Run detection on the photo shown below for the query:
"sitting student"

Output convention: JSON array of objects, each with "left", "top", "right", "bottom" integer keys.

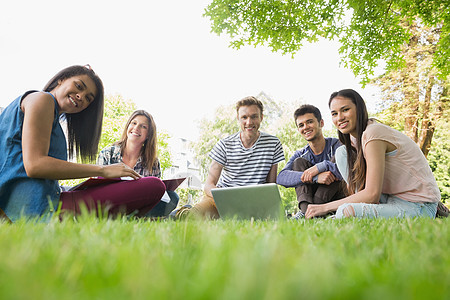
[
  {"left": 172, "top": 96, "right": 285, "bottom": 219},
  {"left": 277, "top": 105, "right": 346, "bottom": 218},
  {"left": 97, "top": 110, "right": 179, "bottom": 218},
  {"left": 0, "top": 65, "right": 165, "bottom": 222},
  {"left": 305, "top": 89, "right": 440, "bottom": 219}
]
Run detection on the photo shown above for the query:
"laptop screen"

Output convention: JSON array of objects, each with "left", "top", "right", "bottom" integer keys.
[{"left": 211, "top": 183, "right": 284, "bottom": 220}]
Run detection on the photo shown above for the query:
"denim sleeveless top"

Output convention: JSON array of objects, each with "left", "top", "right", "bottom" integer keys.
[{"left": 0, "top": 91, "right": 67, "bottom": 221}]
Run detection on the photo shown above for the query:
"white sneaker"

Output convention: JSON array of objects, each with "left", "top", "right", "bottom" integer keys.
[{"left": 292, "top": 211, "right": 305, "bottom": 220}]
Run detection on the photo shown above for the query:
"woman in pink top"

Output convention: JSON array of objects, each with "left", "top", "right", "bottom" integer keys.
[{"left": 305, "top": 89, "right": 440, "bottom": 219}]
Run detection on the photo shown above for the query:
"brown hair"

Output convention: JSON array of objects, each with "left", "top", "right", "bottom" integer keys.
[
  {"left": 294, "top": 104, "right": 322, "bottom": 123},
  {"left": 116, "top": 110, "right": 158, "bottom": 170},
  {"left": 235, "top": 96, "right": 264, "bottom": 116},
  {"left": 43, "top": 65, "right": 104, "bottom": 162},
  {"left": 328, "top": 89, "right": 369, "bottom": 194}
]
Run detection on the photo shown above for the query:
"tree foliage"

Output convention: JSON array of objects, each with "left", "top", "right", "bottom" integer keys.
[
  {"left": 427, "top": 117, "right": 450, "bottom": 202},
  {"left": 99, "top": 94, "right": 137, "bottom": 153},
  {"left": 370, "top": 21, "right": 449, "bottom": 157},
  {"left": 204, "top": 0, "right": 450, "bottom": 83},
  {"left": 100, "top": 94, "right": 173, "bottom": 173},
  {"left": 192, "top": 104, "right": 239, "bottom": 179},
  {"left": 204, "top": 0, "right": 449, "bottom": 204}
]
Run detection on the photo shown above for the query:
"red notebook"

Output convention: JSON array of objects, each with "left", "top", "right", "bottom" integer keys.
[
  {"left": 69, "top": 177, "right": 187, "bottom": 191},
  {"left": 163, "top": 178, "right": 187, "bottom": 191}
]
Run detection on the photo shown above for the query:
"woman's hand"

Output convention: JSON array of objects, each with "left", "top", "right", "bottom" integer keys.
[
  {"left": 99, "top": 163, "right": 141, "bottom": 180},
  {"left": 305, "top": 204, "right": 330, "bottom": 219},
  {"left": 301, "top": 165, "right": 319, "bottom": 183}
]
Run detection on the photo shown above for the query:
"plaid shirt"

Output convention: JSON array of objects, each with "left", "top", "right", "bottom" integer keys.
[{"left": 97, "top": 144, "right": 161, "bottom": 178}]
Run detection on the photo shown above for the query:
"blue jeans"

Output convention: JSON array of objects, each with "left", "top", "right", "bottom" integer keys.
[
  {"left": 334, "top": 146, "right": 437, "bottom": 219},
  {"left": 145, "top": 190, "right": 179, "bottom": 217}
]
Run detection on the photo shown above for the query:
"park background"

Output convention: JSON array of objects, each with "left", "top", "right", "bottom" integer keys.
[
  {"left": 1, "top": 0, "right": 448, "bottom": 209},
  {"left": 0, "top": 1, "right": 449, "bottom": 299},
  {"left": 0, "top": 0, "right": 379, "bottom": 142}
]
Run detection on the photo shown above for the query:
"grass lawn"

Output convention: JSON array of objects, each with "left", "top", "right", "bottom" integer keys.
[{"left": 0, "top": 216, "right": 448, "bottom": 300}]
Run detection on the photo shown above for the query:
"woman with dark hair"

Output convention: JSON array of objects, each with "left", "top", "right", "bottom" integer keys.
[
  {"left": 0, "top": 65, "right": 165, "bottom": 222},
  {"left": 97, "top": 110, "right": 179, "bottom": 218},
  {"left": 305, "top": 89, "right": 440, "bottom": 219}
]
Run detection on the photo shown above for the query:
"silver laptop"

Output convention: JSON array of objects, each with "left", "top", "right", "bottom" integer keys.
[{"left": 211, "top": 183, "right": 284, "bottom": 220}]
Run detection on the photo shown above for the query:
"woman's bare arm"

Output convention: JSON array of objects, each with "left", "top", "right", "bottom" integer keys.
[
  {"left": 21, "top": 92, "right": 140, "bottom": 180},
  {"left": 305, "top": 140, "right": 387, "bottom": 218}
]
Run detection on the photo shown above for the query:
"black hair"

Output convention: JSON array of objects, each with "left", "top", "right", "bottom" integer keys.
[
  {"left": 293, "top": 104, "right": 322, "bottom": 124},
  {"left": 43, "top": 65, "right": 104, "bottom": 162},
  {"left": 328, "top": 89, "right": 369, "bottom": 193}
]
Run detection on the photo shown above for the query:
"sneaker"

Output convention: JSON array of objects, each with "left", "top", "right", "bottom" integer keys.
[
  {"left": 169, "top": 204, "right": 192, "bottom": 220},
  {"left": 436, "top": 202, "right": 449, "bottom": 218},
  {"left": 326, "top": 214, "right": 336, "bottom": 220},
  {"left": 292, "top": 211, "right": 305, "bottom": 220}
]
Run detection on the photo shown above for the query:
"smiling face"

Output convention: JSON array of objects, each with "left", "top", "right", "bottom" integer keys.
[
  {"left": 237, "top": 105, "right": 263, "bottom": 140},
  {"left": 329, "top": 96, "right": 358, "bottom": 137},
  {"left": 296, "top": 113, "right": 324, "bottom": 142},
  {"left": 52, "top": 74, "right": 97, "bottom": 114},
  {"left": 127, "top": 115, "right": 150, "bottom": 145}
]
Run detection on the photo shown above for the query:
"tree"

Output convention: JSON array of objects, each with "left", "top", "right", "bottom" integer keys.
[
  {"left": 192, "top": 104, "right": 239, "bottom": 180},
  {"left": 100, "top": 94, "right": 173, "bottom": 173},
  {"left": 428, "top": 116, "right": 450, "bottom": 204},
  {"left": 426, "top": 117, "right": 450, "bottom": 202},
  {"left": 204, "top": 0, "right": 450, "bottom": 161},
  {"left": 371, "top": 21, "right": 450, "bottom": 157},
  {"left": 204, "top": 0, "right": 449, "bottom": 83},
  {"left": 99, "top": 94, "right": 137, "bottom": 152}
]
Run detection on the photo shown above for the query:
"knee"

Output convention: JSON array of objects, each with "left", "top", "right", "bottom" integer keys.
[
  {"left": 343, "top": 205, "right": 355, "bottom": 217},
  {"left": 293, "top": 157, "right": 311, "bottom": 171},
  {"left": 140, "top": 177, "right": 166, "bottom": 195},
  {"left": 152, "top": 177, "right": 166, "bottom": 189},
  {"left": 191, "top": 194, "right": 219, "bottom": 219},
  {"left": 336, "top": 203, "right": 356, "bottom": 218}
]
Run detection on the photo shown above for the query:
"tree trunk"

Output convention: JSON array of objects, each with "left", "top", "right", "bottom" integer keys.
[
  {"left": 403, "top": 31, "right": 420, "bottom": 142},
  {"left": 420, "top": 121, "right": 435, "bottom": 157},
  {"left": 419, "top": 76, "right": 435, "bottom": 157}
]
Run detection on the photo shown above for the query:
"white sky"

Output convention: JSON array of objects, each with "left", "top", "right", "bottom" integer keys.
[{"left": 0, "top": 0, "right": 380, "bottom": 141}]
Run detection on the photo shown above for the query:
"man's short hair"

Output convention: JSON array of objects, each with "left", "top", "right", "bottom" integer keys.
[
  {"left": 294, "top": 104, "right": 322, "bottom": 123},
  {"left": 236, "top": 96, "right": 264, "bottom": 116}
]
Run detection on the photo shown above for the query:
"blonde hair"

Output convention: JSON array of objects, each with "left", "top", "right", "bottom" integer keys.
[
  {"left": 116, "top": 110, "right": 158, "bottom": 169},
  {"left": 235, "top": 96, "right": 263, "bottom": 116}
]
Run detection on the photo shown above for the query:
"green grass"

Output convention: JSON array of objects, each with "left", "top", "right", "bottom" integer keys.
[{"left": 0, "top": 216, "right": 449, "bottom": 300}]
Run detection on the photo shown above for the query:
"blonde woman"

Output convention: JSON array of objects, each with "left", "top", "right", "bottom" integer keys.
[{"left": 98, "top": 110, "right": 179, "bottom": 217}]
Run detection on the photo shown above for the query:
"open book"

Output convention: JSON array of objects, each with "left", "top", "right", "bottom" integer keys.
[{"left": 68, "top": 177, "right": 187, "bottom": 192}]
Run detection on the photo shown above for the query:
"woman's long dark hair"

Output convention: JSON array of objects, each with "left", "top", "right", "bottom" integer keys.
[
  {"left": 116, "top": 110, "right": 158, "bottom": 170},
  {"left": 328, "top": 89, "right": 369, "bottom": 194},
  {"left": 43, "top": 65, "right": 104, "bottom": 163}
]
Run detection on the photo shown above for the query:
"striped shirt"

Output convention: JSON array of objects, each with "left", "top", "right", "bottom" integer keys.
[{"left": 209, "top": 132, "right": 284, "bottom": 188}]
